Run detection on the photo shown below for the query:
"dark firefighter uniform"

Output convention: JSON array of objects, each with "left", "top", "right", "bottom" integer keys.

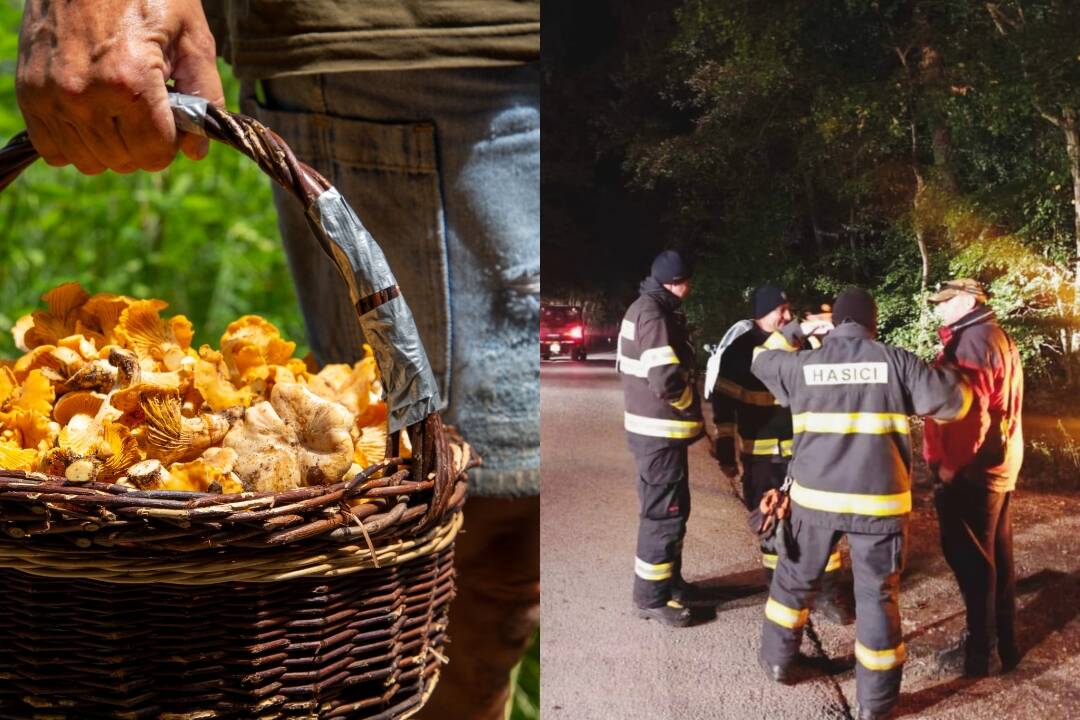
[
  {"left": 618, "top": 274, "right": 704, "bottom": 611},
  {"left": 712, "top": 324, "right": 840, "bottom": 575},
  {"left": 750, "top": 289, "right": 970, "bottom": 719}
]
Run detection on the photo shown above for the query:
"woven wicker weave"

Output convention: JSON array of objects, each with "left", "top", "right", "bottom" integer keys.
[{"left": 0, "top": 102, "right": 472, "bottom": 718}]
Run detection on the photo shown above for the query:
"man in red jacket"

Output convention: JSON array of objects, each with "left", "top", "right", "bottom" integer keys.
[{"left": 923, "top": 279, "right": 1024, "bottom": 677}]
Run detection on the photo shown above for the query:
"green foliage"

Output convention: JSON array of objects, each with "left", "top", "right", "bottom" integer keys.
[
  {"left": 0, "top": 2, "right": 304, "bottom": 359},
  {"left": 509, "top": 631, "right": 540, "bottom": 720}
]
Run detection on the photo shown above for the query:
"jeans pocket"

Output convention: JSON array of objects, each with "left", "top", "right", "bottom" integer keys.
[{"left": 239, "top": 85, "right": 452, "bottom": 401}]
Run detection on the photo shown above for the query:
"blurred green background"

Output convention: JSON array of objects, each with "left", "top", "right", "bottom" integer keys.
[{"left": 0, "top": 1, "right": 538, "bottom": 716}]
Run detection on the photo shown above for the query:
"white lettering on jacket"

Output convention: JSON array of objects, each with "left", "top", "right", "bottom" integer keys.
[{"left": 803, "top": 362, "right": 888, "bottom": 386}]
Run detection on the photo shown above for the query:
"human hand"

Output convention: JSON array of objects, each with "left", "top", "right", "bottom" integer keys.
[
  {"left": 17, "top": 0, "right": 225, "bottom": 175},
  {"left": 799, "top": 315, "right": 834, "bottom": 337}
]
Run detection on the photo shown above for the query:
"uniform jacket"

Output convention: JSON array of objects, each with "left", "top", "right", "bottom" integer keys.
[
  {"left": 923, "top": 306, "right": 1023, "bottom": 492},
  {"left": 711, "top": 323, "right": 806, "bottom": 464},
  {"left": 752, "top": 321, "right": 971, "bottom": 533},
  {"left": 618, "top": 277, "right": 704, "bottom": 451}
]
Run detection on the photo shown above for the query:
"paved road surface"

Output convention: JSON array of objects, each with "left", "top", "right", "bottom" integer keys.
[{"left": 540, "top": 353, "right": 1080, "bottom": 719}]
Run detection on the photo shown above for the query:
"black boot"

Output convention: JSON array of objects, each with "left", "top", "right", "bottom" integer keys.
[
  {"left": 635, "top": 599, "right": 692, "bottom": 627},
  {"left": 757, "top": 648, "right": 795, "bottom": 685},
  {"left": 935, "top": 632, "right": 999, "bottom": 677}
]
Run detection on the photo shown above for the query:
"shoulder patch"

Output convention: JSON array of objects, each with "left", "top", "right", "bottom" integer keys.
[{"left": 803, "top": 362, "right": 888, "bottom": 386}]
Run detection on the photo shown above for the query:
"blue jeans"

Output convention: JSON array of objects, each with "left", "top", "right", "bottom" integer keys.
[{"left": 241, "top": 64, "right": 540, "bottom": 498}]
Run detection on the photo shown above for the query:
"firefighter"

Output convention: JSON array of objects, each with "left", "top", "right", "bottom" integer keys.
[
  {"left": 711, "top": 284, "right": 854, "bottom": 625},
  {"left": 751, "top": 287, "right": 971, "bottom": 720},
  {"left": 618, "top": 250, "right": 704, "bottom": 627},
  {"left": 924, "top": 279, "right": 1023, "bottom": 677}
]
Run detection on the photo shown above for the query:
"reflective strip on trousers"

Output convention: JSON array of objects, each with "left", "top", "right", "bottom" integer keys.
[
  {"left": 854, "top": 640, "right": 906, "bottom": 671},
  {"left": 714, "top": 377, "right": 777, "bottom": 407},
  {"left": 741, "top": 437, "right": 793, "bottom": 457},
  {"left": 765, "top": 597, "right": 809, "bottom": 629},
  {"left": 635, "top": 557, "right": 673, "bottom": 582},
  {"left": 790, "top": 480, "right": 912, "bottom": 517},
  {"left": 624, "top": 412, "right": 703, "bottom": 440},
  {"left": 762, "top": 553, "right": 778, "bottom": 570},
  {"left": 791, "top": 412, "right": 910, "bottom": 435}
]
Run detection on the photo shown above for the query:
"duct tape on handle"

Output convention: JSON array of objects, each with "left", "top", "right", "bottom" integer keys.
[
  {"left": 169, "top": 93, "right": 209, "bottom": 136},
  {"left": 308, "top": 189, "right": 442, "bottom": 432}
]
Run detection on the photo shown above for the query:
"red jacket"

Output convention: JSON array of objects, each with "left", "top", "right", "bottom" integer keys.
[{"left": 923, "top": 306, "right": 1023, "bottom": 492}]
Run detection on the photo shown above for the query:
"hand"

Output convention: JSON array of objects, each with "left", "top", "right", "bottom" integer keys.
[
  {"left": 720, "top": 464, "right": 738, "bottom": 479},
  {"left": 17, "top": 0, "right": 225, "bottom": 175},
  {"left": 938, "top": 466, "right": 956, "bottom": 484},
  {"left": 800, "top": 315, "right": 834, "bottom": 337}
]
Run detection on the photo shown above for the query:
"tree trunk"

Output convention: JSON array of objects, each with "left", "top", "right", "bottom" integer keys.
[{"left": 1064, "top": 107, "right": 1079, "bottom": 384}]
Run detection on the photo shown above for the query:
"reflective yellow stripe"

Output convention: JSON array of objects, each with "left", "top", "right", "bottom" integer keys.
[
  {"left": 671, "top": 385, "right": 693, "bottom": 411},
  {"left": 790, "top": 480, "right": 912, "bottom": 517},
  {"left": 621, "top": 319, "right": 636, "bottom": 341},
  {"left": 764, "top": 332, "right": 799, "bottom": 352},
  {"left": 762, "top": 553, "right": 778, "bottom": 570},
  {"left": 640, "top": 345, "right": 680, "bottom": 370},
  {"left": 714, "top": 423, "right": 738, "bottom": 439},
  {"left": 765, "top": 597, "right": 808, "bottom": 629},
  {"left": 624, "top": 412, "right": 704, "bottom": 439},
  {"left": 934, "top": 379, "right": 973, "bottom": 424},
  {"left": 715, "top": 377, "right": 777, "bottom": 406},
  {"left": 791, "top": 412, "right": 909, "bottom": 435},
  {"left": 780, "top": 439, "right": 793, "bottom": 457},
  {"left": 635, "top": 557, "right": 673, "bottom": 581},
  {"left": 855, "top": 640, "right": 906, "bottom": 671},
  {"left": 825, "top": 551, "right": 842, "bottom": 573},
  {"left": 741, "top": 437, "right": 784, "bottom": 456}
]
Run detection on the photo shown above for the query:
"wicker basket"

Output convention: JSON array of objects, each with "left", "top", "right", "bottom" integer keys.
[{"left": 0, "top": 99, "right": 471, "bottom": 719}]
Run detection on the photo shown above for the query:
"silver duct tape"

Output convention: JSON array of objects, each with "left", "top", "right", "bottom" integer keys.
[
  {"left": 313, "top": 189, "right": 396, "bottom": 294},
  {"left": 309, "top": 188, "right": 441, "bottom": 432},
  {"left": 361, "top": 296, "right": 442, "bottom": 432},
  {"left": 168, "top": 93, "right": 209, "bottom": 137}
]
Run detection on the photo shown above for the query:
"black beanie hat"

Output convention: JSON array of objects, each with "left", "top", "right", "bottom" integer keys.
[
  {"left": 832, "top": 287, "right": 877, "bottom": 333},
  {"left": 752, "top": 284, "right": 788, "bottom": 319},
  {"left": 650, "top": 250, "right": 691, "bottom": 285}
]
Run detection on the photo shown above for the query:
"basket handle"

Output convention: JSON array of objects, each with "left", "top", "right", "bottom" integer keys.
[{"left": 0, "top": 94, "right": 453, "bottom": 528}]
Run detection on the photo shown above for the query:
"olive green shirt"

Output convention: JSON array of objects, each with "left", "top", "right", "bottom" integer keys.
[{"left": 203, "top": 1, "right": 540, "bottom": 79}]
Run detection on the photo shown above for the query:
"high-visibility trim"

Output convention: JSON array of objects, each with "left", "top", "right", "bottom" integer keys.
[
  {"left": 640, "top": 345, "right": 680, "bottom": 370},
  {"left": 671, "top": 385, "right": 693, "bottom": 411},
  {"left": 624, "top": 412, "right": 704, "bottom": 440},
  {"left": 762, "top": 553, "right": 778, "bottom": 570},
  {"left": 634, "top": 557, "right": 673, "bottom": 582},
  {"left": 808, "top": 336, "right": 822, "bottom": 350},
  {"left": 780, "top": 439, "right": 793, "bottom": 457},
  {"left": 791, "top": 412, "right": 910, "bottom": 436},
  {"left": 790, "top": 480, "right": 912, "bottom": 517},
  {"left": 934, "top": 380, "right": 974, "bottom": 424},
  {"left": 765, "top": 597, "right": 809, "bottom": 630},
  {"left": 620, "top": 319, "right": 636, "bottom": 341},
  {"left": 714, "top": 423, "right": 738, "bottom": 439},
  {"left": 741, "top": 437, "right": 785, "bottom": 456},
  {"left": 617, "top": 354, "right": 647, "bottom": 378},
  {"left": 714, "top": 377, "right": 777, "bottom": 406},
  {"left": 824, "top": 551, "right": 842, "bottom": 573},
  {"left": 854, "top": 640, "right": 906, "bottom": 671},
  {"left": 764, "top": 332, "right": 799, "bottom": 352}
]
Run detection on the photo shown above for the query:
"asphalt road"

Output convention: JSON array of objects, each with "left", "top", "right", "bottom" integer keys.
[{"left": 539, "top": 353, "right": 1080, "bottom": 720}]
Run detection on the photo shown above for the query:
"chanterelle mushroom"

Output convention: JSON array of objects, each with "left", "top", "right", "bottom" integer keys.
[{"left": 223, "top": 382, "right": 353, "bottom": 493}]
